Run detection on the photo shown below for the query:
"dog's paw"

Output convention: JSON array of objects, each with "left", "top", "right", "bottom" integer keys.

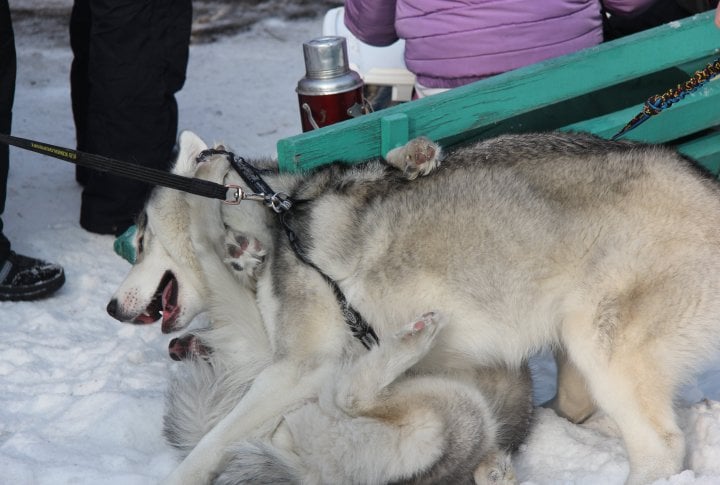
[
  {"left": 394, "top": 311, "right": 445, "bottom": 355},
  {"left": 385, "top": 137, "right": 442, "bottom": 180},
  {"left": 474, "top": 451, "right": 517, "bottom": 485},
  {"left": 168, "top": 333, "right": 210, "bottom": 361},
  {"left": 223, "top": 231, "right": 267, "bottom": 283}
]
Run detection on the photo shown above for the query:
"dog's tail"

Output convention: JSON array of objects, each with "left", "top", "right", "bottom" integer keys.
[
  {"left": 164, "top": 358, "right": 254, "bottom": 457},
  {"left": 214, "top": 441, "right": 302, "bottom": 485}
]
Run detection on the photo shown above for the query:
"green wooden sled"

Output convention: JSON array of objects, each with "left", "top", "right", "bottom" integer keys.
[{"left": 276, "top": 11, "right": 720, "bottom": 174}]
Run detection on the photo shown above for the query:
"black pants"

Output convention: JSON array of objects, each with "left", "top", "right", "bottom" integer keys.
[
  {"left": 70, "top": 0, "right": 192, "bottom": 235},
  {"left": 0, "top": 0, "right": 16, "bottom": 261}
]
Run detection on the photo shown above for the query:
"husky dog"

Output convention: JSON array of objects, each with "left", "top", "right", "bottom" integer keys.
[
  {"left": 110, "top": 135, "right": 534, "bottom": 482},
  {"left": 186, "top": 151, "right": 532, "bottom": 484},
  {"left": 165, "top": 130, "right": 720, "bottom": 485}
]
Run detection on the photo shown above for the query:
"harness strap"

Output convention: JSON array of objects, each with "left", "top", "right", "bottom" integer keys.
[
  {"left": 207, "top": 146, "right": 379, "bottom": 349},
  {"left": 207, "top": 146, "right": 378, "bottom": 348},
  {"left": 280, "top": 212, "right": 380, "bottom": 350}
]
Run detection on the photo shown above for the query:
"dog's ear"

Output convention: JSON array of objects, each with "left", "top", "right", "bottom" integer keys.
[{"left": 174, "top": 130, "right": 209, "bottom": 176}]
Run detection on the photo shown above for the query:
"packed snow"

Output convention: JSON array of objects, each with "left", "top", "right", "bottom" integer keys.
[{"left": 1, "top": 9, "right": 720, "bottom": 485}]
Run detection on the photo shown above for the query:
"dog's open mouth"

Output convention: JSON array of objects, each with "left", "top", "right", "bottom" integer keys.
[
  {"left": 161, "top": 271, "right": 181, "bottom": 333},
  {"left": 132, "top": 270, "right": 180, "bottom": 331}
]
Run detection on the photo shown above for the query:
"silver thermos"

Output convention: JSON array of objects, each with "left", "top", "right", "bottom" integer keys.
[{"left": 296, "top": 36, "right": 365, "bottom": 132}]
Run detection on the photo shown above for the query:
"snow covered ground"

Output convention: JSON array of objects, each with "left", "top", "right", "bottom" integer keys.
[{"left": 2, "top": 7, "right": 720, "bottom": 485}]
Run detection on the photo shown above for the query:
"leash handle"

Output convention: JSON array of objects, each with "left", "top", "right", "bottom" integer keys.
[{"left": 0, "top": 133, "right": 80, "bottom": 162}]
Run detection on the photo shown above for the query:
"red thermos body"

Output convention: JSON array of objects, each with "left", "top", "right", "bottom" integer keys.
[{"left": 296, "top": 36, "right": 364, "bottom": 132}]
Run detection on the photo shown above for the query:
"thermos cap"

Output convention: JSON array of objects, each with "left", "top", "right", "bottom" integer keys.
[
  {"left": 297, "top": 36, "right": 363, "bottom": 96},
  {"left": 302, "top": 36, "right": 351, "bottom": 79}
]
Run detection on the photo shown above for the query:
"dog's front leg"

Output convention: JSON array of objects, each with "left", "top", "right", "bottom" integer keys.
[
  {"left": 161, "top": 359, "right": 333, "bottom": 485},
  {"left": 384, "top": 136, "right": 442, "bottom": 179}
]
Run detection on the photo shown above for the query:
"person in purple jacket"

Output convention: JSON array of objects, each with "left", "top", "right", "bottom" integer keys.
[{"left": 344, "top": 0, "right": 688, "bottom": 97}]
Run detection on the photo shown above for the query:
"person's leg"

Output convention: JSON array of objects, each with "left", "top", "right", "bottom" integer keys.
[
  {"left": 69, "top": 0, "right": 91, "bottom": 185},
  {"left": 0, "top": 1, "right": 65, "bottom": 300},
  {"left": 0, "top": 0, "right": 17, "bottom": 263},
  {"left": 79, "top": 0, "right": 192, "bottom": 235}
]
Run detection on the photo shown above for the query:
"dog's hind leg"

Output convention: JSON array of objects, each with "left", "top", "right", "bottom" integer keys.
[
  {"left": 384, "top": 137, "right": 443, "bottom": 180},
  {"left": 313, "top": 312, "right": 510, "bottom": 484},
  {"left": 333, "top": 311, "right": 445, "bottom": 417},
  {"left": 562, "top": 303, "right": 685, "bottom": 484},
  {"left": 474, "top": 450, "right": 517, "bottom": 485},
  {"left": 543, "top": 347, "right": 596, "bottom": 423},
  {"left": 580, "top": 358, "right": 683, "bottom": 484}
]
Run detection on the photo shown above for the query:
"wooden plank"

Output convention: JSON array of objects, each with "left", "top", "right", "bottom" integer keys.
[
  {"left": 380, "top": 113, "right": 409, "bottom": 155},
  {"left": 679, "top": 130, "right": 720, "bottom": 159},
  {"left": 277, "top": 11, "right": 719, "bottom": 172},
  {"left": 678, "top": 131, "right": 720, "bottom": 175}
]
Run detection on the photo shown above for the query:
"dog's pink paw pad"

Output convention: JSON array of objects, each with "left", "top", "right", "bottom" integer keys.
[
  {"left": 223, "top": 231, "right": 267, "bottom": 280},
  {"left": 396, "top": 311, "right": 440, "bottom": 341},
  {"left": 226, "top": 235, "right": 250, "bottom": 258},
  {"left": 385, "top": 137, "right": 442, "bottom": 179},
  {"left": 168, "top": 334, "right": 209, "bottom": 361}
]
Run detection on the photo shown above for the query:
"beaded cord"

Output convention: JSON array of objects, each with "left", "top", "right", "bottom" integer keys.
[{"left": 612, "top": 58, "right": 720, "bottom": 140}]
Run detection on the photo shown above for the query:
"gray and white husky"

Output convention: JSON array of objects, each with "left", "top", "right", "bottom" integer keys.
[
  {"left": 109, "top": 135, "right": 534, "bottom": 483},
  {"left": 165, "top": 130, "right": 720, "bottom": 485},
  {"left": 213, "top": 311, "right": 529, "bottom": 485}
]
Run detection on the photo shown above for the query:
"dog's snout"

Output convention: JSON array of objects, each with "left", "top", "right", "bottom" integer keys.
[{"left": 106, "top": 299, "right": 118, "bottom": 318}]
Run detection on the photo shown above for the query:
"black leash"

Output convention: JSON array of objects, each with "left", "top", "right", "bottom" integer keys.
[{"left": 0, "top": 133, "right": 251, "bottom": 205}]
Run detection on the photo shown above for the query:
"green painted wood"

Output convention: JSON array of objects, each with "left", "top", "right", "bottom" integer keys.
[
  {"left": 678, "top": 131, "right": 720, "bottom": 175},
  {"left": 276, "top": 11, "right": 719, "bottom": 172},
  {"left": 380, "top": 113, "right": 410, "bottom": 155}
]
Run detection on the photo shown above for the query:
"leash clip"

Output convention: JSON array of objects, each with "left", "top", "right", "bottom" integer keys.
[
  {"left": 223, "top": 185, "right": 267, "bottom": 205},
  {"left": 267, "top": 192, "right": 292, "bottom": 213},
  {"left": 224, "top": 185, "right": 243, "bottom": 204}
]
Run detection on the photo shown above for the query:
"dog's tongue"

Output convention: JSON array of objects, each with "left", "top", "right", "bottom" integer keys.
[
  {"left": 161, "top": 277, "right": 180, "bottom": 332},
  {"left": 133, "top": 312, "right": 159, "bottom": 324}
]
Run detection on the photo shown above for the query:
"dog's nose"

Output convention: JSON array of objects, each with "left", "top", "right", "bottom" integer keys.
[
  {"left": 168, "top": 338, "right": 182, "bottom": 361},
  {"left": 106, "top": 299, "right": 118, "bottom": 318}
]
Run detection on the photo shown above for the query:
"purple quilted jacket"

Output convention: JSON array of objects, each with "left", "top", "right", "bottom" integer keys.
[{"left": 344, "top": 0, "right": 657, "bottom": 88}]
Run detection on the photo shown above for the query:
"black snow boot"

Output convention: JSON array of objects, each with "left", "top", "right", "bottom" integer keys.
[{"left": 0, "top": 251, "right": 65, "bottom": 301}]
